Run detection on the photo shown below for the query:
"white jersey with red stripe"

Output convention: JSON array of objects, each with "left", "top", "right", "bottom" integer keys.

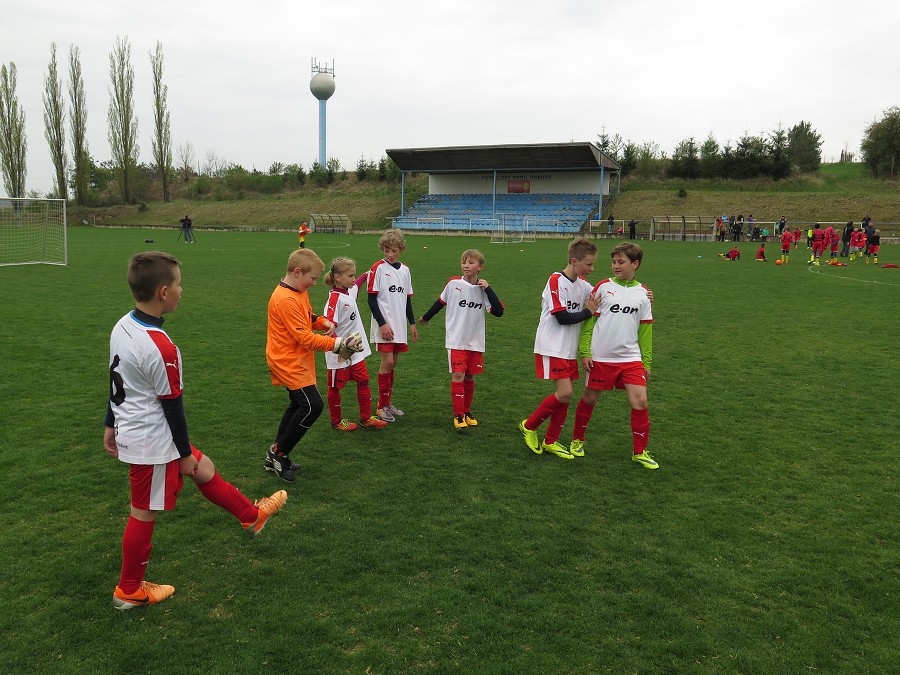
[
  {"left": 108, "top": 311, "right": 183, "bottom": 465},
  {"left": 438, "top": 276, "right": 493, "bottom": 352},
  {"left": 368, "top": 259, "right": 414, "bottom": 345},
  {"left": 587, "top": 278, "right": 652, "bottom": 362},
  {"left": 533, "top": 271, "right": 593, "bottom": 359},
  {"left": 323, "top": 285, "right": 372, "bottom": 369}
]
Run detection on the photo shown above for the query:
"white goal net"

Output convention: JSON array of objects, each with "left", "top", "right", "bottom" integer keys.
[{"left": 0, "top": 197, "right": 67, "bottom": 266}]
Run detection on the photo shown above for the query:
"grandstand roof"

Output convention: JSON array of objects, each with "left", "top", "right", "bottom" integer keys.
[{"left": 386, "top": 142, "right": 621, "bottom": 174}]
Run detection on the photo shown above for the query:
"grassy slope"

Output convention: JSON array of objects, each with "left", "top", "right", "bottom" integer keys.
[
  {"left": 69, "top": 164, "right": 900, "bottom": 230},
  {"left": 611, "top": 164, "right": 900, "bottom": 224}
]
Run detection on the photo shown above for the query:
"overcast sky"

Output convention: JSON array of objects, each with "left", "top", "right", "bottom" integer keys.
[{"left": 6, "top": 0, "right": 898, "bottom": 194}]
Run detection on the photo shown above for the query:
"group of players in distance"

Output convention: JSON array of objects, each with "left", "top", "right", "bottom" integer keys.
[
  {"left": 102, "top": 229, "right": 654, "bottom": 610},
  {"left": 719, "top": 220, "right": 882, "bottom": 265}
]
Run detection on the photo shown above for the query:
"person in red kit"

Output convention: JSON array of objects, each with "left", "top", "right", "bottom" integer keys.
[
  {"left": 780, "top": 227, "right": 794, "bottom": 263},
  {"left": 809, "top": 223, "right": 826, "bottom": 266}
]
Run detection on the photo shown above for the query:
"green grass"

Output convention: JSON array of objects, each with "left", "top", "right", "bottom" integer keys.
[{"left": 1, "top": 231, "right": 898, "bottom": 674}]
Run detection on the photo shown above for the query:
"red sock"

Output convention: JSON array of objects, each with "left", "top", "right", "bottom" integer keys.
[
  {"left": 451, "top": 380, "right": 466, "bottom": 416},
  {"left": 631, "top": 408, "right": 650, "bottom": 453},
  {"left": 388, "top": 370, "right": 396, "bottom": 402},
  {"left": 119, "top": 516, "right": 155, "bottom": 594},
  {"left": 525, "top": 393, "right": 560, "bottom": 430},
  {"left": 327, "top": 386, "right": 342, "bottom": 425},
  {"left": 357, "top": 381, "right": 372, "bottom": 420},
  {"left": 545, "top": 400, "right": 570, "bottom": 445},
  {"left": 463, "top": 379, "right": 475, "bottom": 413},
  {"left": 378, "top": 373, "right": 391, "bottom": 408},
  {"left": 573, "top": 399, "right": 595, "bottom": 441},
  {"left": 196, "top": 471, "right": 257, "bottom": 524}
]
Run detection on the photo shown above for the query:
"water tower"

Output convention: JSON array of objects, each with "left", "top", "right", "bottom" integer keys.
[{"left": 310, "top": 59, "right": 335, "bottom": 167}]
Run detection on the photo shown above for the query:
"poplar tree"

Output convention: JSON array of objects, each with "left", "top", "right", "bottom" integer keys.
[
  {"left": 108, "top": 36, "right": 139, "bottom": 204},
  {"left": 68, "top": 45, "right": 89, "bottom": 206},
  {"left": 43, "top": 43, "right": 68, "bottom": 200},
  {"left": 149, "top": 41, "right": 172, "bottom": 201},
  {"left": 0, "top": 62, "right": 27, "bottom": 198}
]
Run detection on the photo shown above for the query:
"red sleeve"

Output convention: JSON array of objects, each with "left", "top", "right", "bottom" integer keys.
[
  {"left": 325, "top": 290, "right": 340, "bottom": 322},
  {"left": 367, "top": 260, "right": 383, "bottom": 294},
  {"left": 147, "top": 331, "right": 182, "bottom": 399},
  {"left": 547, "top": 273, "right": 566, "bottom": 314}
]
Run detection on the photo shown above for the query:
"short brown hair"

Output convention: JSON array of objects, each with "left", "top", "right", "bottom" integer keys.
[
  {"left": 567, "top": 237, "right": 597, "bottom": 262},
  {"left": 128, "top": 251, "right": 179, "bottom": 302},
  {"left": 287, "top": 248, "right": 325, "bottom": 275},
  {"left": 460, "top": 248, "right": 485, "bottom": 265},
  {"left": 379, "top": 228, "right": 407, "bottom": 252},
  {"left": 611, "top": 242, "right": 644, "bottom": 266}
]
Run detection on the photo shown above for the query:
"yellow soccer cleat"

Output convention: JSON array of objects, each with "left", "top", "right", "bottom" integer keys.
[
  {"left": 454, "top": 414, "right": 468, "bottom": 430},
  {"left": 463, "top": 413, "right": 478, "bottom": 427},
  {"left": 569, "top": 439, "right": 585, "bottom": 457},
  {"left": 541, "top": 440, "right": 574, "bottom": 460},
  {"left": 632, "top": 451, "right": 659, "bottom": 470},
  {"left": 519, "top": 420, "right": 541, "bottom": 454}
]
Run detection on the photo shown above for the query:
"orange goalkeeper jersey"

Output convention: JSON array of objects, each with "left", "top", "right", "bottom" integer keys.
[{"left": 266, "top": 281, "right": 336, "bottom": 390}]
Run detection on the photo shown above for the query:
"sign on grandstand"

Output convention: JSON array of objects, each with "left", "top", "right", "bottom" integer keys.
[{"left": 0, "top": 197, "right": 67, "bottom": 266}]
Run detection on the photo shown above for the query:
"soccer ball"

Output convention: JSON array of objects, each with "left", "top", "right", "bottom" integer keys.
[{"left": 775, "top": 260, "right": 783, "bottom": 265}]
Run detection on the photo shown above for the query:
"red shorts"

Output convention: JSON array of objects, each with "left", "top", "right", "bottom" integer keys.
[
  {"left": 586, "top": 361, "right": 647, "bottom": 391},
  {"left": 376, "top": 342, "right": 409, "bottom": 353},
  {"left": 327, "top": 360, "right": 370, "bottom": 389},
  {"left": 129, "top": 446, "right": 203, "bottom": 511},
  {"left": 782, "top": 245, "right": 791, "bottom": 254},
  {"left": 534, "top": 354, "right": 579, "bottom": 381},
  {"left": 812, "top": 242, "right": 826, "bottom": 255},
  {"left": 867, "top": 245, "right": 879, "bottom": 255},
  {"left": 448, "top": 349, "right": 484, "bottom": 375}
]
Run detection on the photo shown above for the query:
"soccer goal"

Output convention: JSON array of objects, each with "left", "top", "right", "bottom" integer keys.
[{"left": 0, "top": 197, "right": 67, "bottom": 266}]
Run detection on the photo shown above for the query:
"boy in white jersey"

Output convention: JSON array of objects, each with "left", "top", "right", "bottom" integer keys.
[
  {"left": 573, "top": 242, "right": 658, "bottom": 469},
  {"left": 323, "top": 257, "right": 388, "bottom": 431},
  {"left": 367, "top": 229, "right": 418, "bottom": 422},
  {"left": 519, "top": 238, "right": 600, "bottom": 460},
  {"left": 103, "top": 252, "right": 287, "bottom": 610},
  {"left": 418, "top": 249, "right": 504, "bottom": 429}
]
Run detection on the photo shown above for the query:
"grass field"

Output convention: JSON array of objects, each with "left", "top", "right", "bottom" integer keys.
[{"left": 1, "top": 229, "right": 898, "bottom": 674}]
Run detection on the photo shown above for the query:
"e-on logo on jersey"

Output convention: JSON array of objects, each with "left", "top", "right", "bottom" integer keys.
[
  {"left": 566, "top": 300, "right": 581, "bottom": 310},
  {"left": 458, "top": 300, "right": 484, "bottom": 310},
  {"left": 609, "top": 303, "right": 639, "bottom": 314},
  {"left": 388, "top": 284, "right": 405, "bottom": 293}
]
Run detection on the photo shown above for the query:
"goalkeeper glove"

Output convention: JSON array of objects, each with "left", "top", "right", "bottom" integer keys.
[{"left": 332, "top": 332, "right": 364, "bottom": 359}]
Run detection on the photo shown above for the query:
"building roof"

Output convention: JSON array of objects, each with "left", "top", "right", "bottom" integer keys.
[{"left": 386, "top": 142, "right": 621, "bottom": 173}]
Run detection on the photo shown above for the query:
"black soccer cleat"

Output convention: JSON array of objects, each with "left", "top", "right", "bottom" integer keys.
[{"left": 265, "top": 446, "right": 298, "bottom": 482}]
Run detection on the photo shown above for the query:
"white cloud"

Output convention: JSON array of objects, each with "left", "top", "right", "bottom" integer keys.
[{"left": 5, "top": 0, "right": 898, "bottom": 192}]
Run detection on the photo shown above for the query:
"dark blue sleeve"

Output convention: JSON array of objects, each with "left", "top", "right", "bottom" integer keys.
[
  {"left": 368, "top": 292, "right": 386, "bottom": 326},
  {"left": 554, "top": 308, "right": 592, "bottom": 325},
  {"left": 484, "top": 286, "right": 504, "bottom": 317},
  {"left": 421, "top": 298, "right": 445, "bottom": 322},
  {"left": 160, "top": 395, "right": 192, "bottom": 458},
  {"left": 406, "top": 297, "right": 415, "bottom": 325}
]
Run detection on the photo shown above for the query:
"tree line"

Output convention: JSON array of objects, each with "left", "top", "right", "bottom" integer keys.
[
  {"left": 0, "top": 38, "right": 403, "bottom": 206},
  {"left": 595, "top": 111, "right": 900, "bottom": 182},
  {"left": 2, "top": 40, "right": 899, "bottom": 203}
]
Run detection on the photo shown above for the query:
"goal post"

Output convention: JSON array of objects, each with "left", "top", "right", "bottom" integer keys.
[{"left": 0, "top": 197, "right": 67, "bottom": 266}]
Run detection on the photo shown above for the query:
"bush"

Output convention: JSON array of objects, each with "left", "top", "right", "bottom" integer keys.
[{"left": 677, "top": 188, "right": 688, "bottom": 198}]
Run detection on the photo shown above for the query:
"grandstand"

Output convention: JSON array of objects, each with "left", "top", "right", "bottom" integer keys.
[{"left": 386, "top": 143, "right": 620, "bottom": 234}]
